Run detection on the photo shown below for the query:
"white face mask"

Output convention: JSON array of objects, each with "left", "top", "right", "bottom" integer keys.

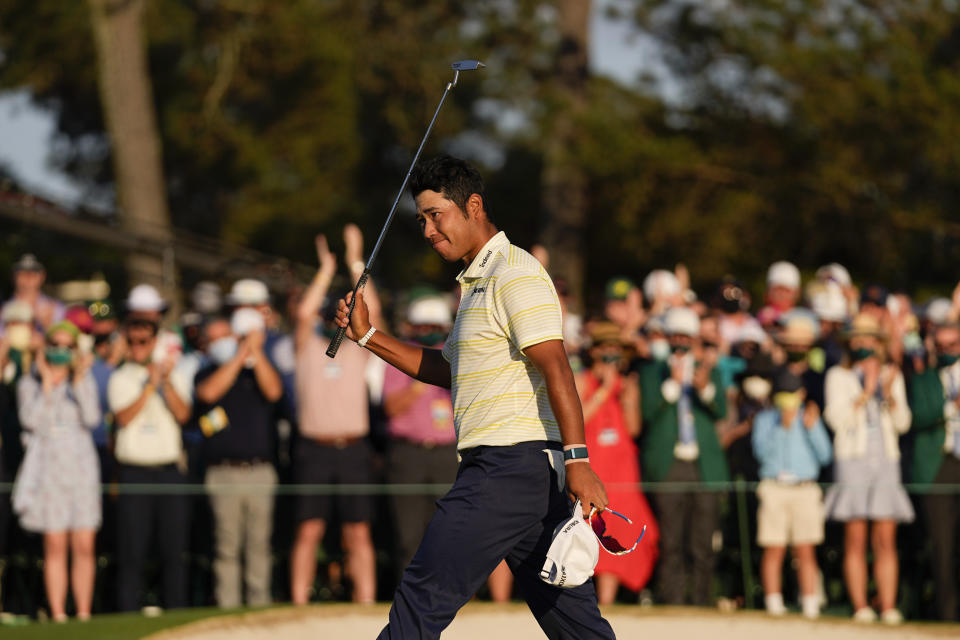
[
  {"left": 5, "top": 324, "right": 32, "bottom": 351},
  {"left": 208, "top": 336, "right": 238, "bottom": 365},
  {"left": 743, "top": 376, "right": 772, "bottom": 401},
  {"left": 650, "top": 338, "right": 670, "bottom": 361}
]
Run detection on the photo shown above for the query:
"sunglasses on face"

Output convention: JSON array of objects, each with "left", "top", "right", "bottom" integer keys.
[{"left": 588, "top": 506, "right": 647, "bottom": 556}]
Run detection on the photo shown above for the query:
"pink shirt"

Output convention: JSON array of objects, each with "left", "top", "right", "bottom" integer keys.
[
  {"left": 382, "top": 364, "right": 456, "bottom": 445},
  {"left": 296, "top": 334, "right": 369, "bottom": 440}
]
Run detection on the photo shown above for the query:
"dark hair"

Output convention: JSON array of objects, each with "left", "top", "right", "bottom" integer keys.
[
  {"left": 409, "top": 155, "right": 492, "bottom": 223},
  {"left": 124, "top": 317, "right": 159, "bottom": 336}
]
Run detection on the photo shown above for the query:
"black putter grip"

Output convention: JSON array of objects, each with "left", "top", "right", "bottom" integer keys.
[{"left": 325, "top": 271, "right": 369, "bottom": 358}]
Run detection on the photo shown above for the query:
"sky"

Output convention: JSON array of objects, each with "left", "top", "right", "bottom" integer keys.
[{"left": 0, "top": 1, "right": 662, "bottom": 209}]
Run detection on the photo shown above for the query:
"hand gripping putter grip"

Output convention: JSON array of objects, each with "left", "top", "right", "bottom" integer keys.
[{"left": 326, "top": 60, "right": 485, "bottom": 358}]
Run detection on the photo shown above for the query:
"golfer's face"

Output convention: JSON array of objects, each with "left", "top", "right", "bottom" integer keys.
[{"left": 416, "top": 190, "right": 471, "bottom": 262}]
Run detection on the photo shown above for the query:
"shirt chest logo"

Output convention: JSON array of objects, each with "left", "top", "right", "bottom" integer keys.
[{"left": 471, "top": 286, "right": 486, "bottom": 296}]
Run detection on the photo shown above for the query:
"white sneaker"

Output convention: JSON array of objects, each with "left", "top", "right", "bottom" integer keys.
[
  {"left": 765, "top": 593, "right": 787, "bottom": 616},
  {"left": 853, "top": 607, "right": 877, "bottom": 623},
  {"left": 880, "top": 609, "right": 904, "bottom": 625},
  {"left": 801, "top": 594, "right": 821, "bottom": 620}
]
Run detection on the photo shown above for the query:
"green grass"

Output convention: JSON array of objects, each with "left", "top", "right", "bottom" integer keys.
[{"left": 0, "top": 607, "right": 251, "bottom": 640}]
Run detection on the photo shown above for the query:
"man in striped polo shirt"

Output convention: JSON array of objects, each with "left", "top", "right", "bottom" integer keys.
[{"left": 335, "top": 155, "right": 614, "bottom": 639}]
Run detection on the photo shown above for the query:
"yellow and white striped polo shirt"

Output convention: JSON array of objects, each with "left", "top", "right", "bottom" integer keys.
[{"left": 442, "top": 231, "right": 564, "bottom": 449}]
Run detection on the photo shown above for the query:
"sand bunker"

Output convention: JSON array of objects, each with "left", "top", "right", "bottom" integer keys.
[{"left": 147, "top": 603, "right": 958, "bottom": 640}]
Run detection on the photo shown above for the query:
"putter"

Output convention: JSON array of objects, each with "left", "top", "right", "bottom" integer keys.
[{"left": 327, "top": 59, "right": 485, "bottom": 358}]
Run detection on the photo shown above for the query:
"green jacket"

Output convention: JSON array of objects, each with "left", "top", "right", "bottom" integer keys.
[
  {"left": 908, "top": 367, "right": 949, "bottom": 485},
  {"left": 638, "top": 360, "right": 730, "bottom": 484}
]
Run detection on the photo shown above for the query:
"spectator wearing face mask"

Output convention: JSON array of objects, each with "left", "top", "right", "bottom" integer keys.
[
  {"left": 815, "top": 263, "right": 857, "bottom": 318},
  {"left": 775, "top": 309, "right": 825, "bottom": 410},
  {"left": 752, "top": 369, "right": 832, "bottom": 619},
  {"left": 758, "top": 261, "right": 801, "bottom": 328},
  {"left": 195, "top": 310, "right": 283, "bottom": 608},
  {"left": 576, "top": 322, "right": 659, "bottom": 605},
  {"left": 638, "top": 307, "right": 728, "bottom": 606},
  {"left": 719, "top": 352, "right": 775, "bottom": 479},
  {"left": 108, "top": 315, "right": 192, "bottom": 612},
  {"left": 13, "top": 320, "right": 100, "bottom": 621},
  {"left": 908, "top": 321, "right": 960, "bottom": 621},
  {"left": 809, "top": 283, "right": 848, "bottom": 372},
  {"left": 381, "top": 294, "right": 457, "bottom": 584},
  {"left": 643, "top": 315, "right": 671, "bottom": 365},
  {"left": 2, "top": 254, "right": 64, "bottom": 332},
  {"left": 823, "top": 313, "right": 913, "bottom": 624},
  {"left": 289, "top": 232, "right": 383, "bottom": 606}
]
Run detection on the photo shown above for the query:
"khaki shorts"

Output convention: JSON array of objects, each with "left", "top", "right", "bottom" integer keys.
[{"left": 757, "top": 479, "right": 825, "bottom": 547}]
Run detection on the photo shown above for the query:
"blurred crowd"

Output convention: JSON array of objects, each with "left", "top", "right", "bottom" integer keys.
[{"left": 1, "top": 231, "right": 960, "bottom": 625}]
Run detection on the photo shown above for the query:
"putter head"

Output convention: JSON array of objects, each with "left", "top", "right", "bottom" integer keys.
[{"left": 452, "top": 60, "right": 486, "bottom": 71}]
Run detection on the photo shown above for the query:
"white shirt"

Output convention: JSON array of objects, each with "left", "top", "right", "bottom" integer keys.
[{"left": 108, "top": 362, "right": 190, "bottom": 465}]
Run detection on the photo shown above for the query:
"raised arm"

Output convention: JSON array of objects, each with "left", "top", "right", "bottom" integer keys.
[
  {"left": 245, "top": 330, "right": 283, "bottom": 402},
  {"left": 196, "top": 350, "right": 247, "bottom": 405},
  {"left": 296, "top": 234, "right": 337, "bottom": 351},
  {"left": 344, "top": 223, "right": 385, "bottom": 329},
  {"left": 335, "top": 289, "right": 451, "bottom": 388}
]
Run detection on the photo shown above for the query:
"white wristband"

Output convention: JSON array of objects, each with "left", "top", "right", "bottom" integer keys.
[{"left": 357, "top": 326, "right": 377, "bottom": 348}]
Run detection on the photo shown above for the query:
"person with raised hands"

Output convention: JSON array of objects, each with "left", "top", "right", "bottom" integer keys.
[
  {"left": 13, "top": 320, "right": 100, "bottom": 622},
  {"left": 108, "top": 314, "right": 192, "bottom": 612},
  {"left": 289, "top": 226, "right": 383, "bottom": 606},
  {"left": 752, "top": 369, "right": 832, "bottom": 619},
  {"left": 637, "top": 306, "right": 728, "bottom": 607},
  {"left": 823, "top": 313, "right": 913, "bottom": 625}
]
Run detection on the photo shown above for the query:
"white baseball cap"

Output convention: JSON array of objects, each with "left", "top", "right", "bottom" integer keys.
[
  {"left": 126, "top": 284, "right": 167, "bottom": 313},
  {"left": 733, "top": 321, "right": 767, "bottom": 346},
  {"left": 192, "top": 281, "right": 223, "bottom": 314},
  {"left": 815, "top": 262, "right": 851, "bottom": 288},
  {"left": 810, "top": 284, "right": 848, "bottom": 323},
  {"left": 664, "top": 307, "right": 700, "bottom": 337},
  {"left": 231, "top": 307, "right": 265, "bottom": 336},
  {"left": 2, "top": 300, "right": 34, "bottom": 324},
  {"left": 767, "top": 261, "right": 801, "bottom": 289},
  {"left": 926, "top": 297, "right": 953, "bottom": 325},
  {"left": 407, "top": 296, "right": 451, "bottom": 327},
  {"left": 227, "top": 279, "right": 270, "bottom": 306},
  {"left": 642, "top": 269, "right": 681, "bottom": 303},
  {"left": 540, "top": 500, "right": 598, "bottom": 589}
]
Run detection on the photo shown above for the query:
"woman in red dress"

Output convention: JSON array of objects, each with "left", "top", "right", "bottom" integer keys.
[{"left": 576, "top": 322, "right": 660, "bottom": 604}]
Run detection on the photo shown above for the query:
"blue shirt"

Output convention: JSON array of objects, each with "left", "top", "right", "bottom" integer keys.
[
  {"left": 90, "top": 358, "right": 115, "bottom": 448},
  {"left": 752, "top": 408, "right": 832, "bottom": 482}
]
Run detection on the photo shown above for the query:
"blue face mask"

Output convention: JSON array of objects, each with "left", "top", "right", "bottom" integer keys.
[{"left": 208, "top": 336, "right": 238, "bottom": 365}]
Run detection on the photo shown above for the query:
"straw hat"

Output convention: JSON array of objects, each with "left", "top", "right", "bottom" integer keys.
[
  {"left": 843, "top": 312, "right": 884, "bottom": 340},
  {"left": 588, "top": 322, "right": 624, "bottom": 347},
  {"left": 776, "top": 308, "right": 820, "bottom": 346}
]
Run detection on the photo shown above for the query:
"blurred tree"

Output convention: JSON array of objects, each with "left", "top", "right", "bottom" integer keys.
[
  {"left": 619, "top": 0, "right": 960, "bottom": 293},
  {"left": 539, "top": 0, "right": 591, "bottom": 312},
  {"left": 88, "top": 0, "right": 177, "bottom": 305},
  {"left": 2, "top": 0, "right": 960, "bottom": 308}
]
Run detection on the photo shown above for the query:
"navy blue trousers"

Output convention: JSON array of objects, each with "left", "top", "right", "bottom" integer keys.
[{"left": 378, "top": 441, "right": 616, "bottom": 639}]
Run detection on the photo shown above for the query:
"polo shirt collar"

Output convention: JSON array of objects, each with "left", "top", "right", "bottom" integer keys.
[{"left": 456, "top": 231, "right": 509, "bottom": 283}]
